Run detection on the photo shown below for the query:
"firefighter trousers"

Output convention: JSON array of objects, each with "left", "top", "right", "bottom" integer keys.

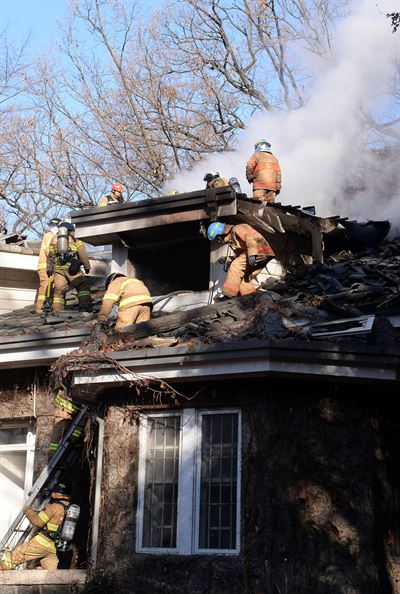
[
  {"left": 36, "top": 270, "right": 52, "bottom": 313},
  {"left": 253, "top": 189, "right": 276, "bottom": 203},
  {"left": 53, "top": 270, "right": 92, "bottom": 311},
  {"left": 223, "top": 253, "right": 267, "bottom": 297},
  {"left": 115, "top": 304, "right": 151, "bottom": 332},
  {"left": 0, "top": 537, "right": 58, "bottom": 570}
]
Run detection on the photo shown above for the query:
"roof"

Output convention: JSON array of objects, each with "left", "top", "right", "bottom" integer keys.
[
  {"left": 0, "top": 237, "right": 398, "bottom": 391},
  {"left": 0, "top": 193, "right": 398, "bottom": 388},
  {"left": 71, "top": 190, "right": 390, "bottom": 264}
]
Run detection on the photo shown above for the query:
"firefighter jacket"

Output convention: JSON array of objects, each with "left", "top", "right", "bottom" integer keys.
[
  {"left": 223, "top": 224, "right": 274, "bottom": 258},
  {"left": 99, "top": 193, "right": 123, "bottom": 207},
  {"left": 48, "top": 236, "right": 91, "bottom": 273},
  {"left": 208, "top": 177, "right": 229, "bottom": 189},
  {"left": 24, "top": 494, "right": 70, "bottom": 548},
  {"left": 37, "top": 232, "right": 56, "bottom": 272},
  {"left": 98, "top": 276, "right": 152, "bottom": 322},
  {"left": 246, "top": 151, "right": 281, "bottom": 192}
]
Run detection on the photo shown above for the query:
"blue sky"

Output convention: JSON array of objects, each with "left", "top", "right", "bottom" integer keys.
[
  {"left": 0, "top": 0, "right": 68, "bottom": 55},
  {"left": 0, "top": 0, "right": 161, "bottom": 56}
]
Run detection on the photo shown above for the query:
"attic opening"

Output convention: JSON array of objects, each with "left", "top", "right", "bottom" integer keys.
[{"left": 123, "top": 222, "right": 210, "bottom": 296}]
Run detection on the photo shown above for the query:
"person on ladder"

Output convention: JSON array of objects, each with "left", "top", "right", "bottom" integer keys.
[{"left": 0, "top": 482, "right": 71, "bottom": 571}]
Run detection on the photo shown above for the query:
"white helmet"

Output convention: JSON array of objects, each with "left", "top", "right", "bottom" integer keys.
[{"left": 255, "top": 139, "right": 272, "bottom": 153}]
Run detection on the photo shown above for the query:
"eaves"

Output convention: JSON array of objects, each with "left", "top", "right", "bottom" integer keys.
[
  {"left": 0, "top": 328, "right": 91, "bottom": 369},
  {"left": 71, "top": 188, "right": 236, "bottom": 246},
  {"left": 71, "top": 339, "right": 399, "bottom": 398}
]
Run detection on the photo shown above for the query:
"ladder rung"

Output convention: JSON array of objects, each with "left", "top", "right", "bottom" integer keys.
[{"left": 0, "top": 405, "right": 89, "bottom": 551}]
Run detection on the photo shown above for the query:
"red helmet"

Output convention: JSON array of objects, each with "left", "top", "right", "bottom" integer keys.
[{"left": 112, "top": 182, "right": 124, "bottom": 193}]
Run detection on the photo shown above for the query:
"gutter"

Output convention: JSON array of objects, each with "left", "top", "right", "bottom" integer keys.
[
  {"left": 71, "top": 339, "right": 399, "bottom": 397},
  {"left": 0, "top": 328, "right": 90, "bottom": 369}
]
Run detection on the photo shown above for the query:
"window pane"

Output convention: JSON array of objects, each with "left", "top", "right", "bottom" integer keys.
[
  {"left": 0, "top": 451, "right": 27, "bottom": 545},
  {"left": 142, "top": 416, "right": 180, "bottom": 548},
  {"left": 0, "top": 428, "right": 28, "bottom": 446},
  {"left": 199, "top": 413, "right": 238, "bottom": 550}
]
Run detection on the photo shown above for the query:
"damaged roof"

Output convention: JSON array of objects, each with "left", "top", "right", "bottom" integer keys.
[
  {"left": 71, "top": 189, "right": 390, "bottom": 264},
  {"left": 0, "top": 194, "right": 398, "bottom": 385},
  {"left": 0, "top": 236, "right": 399, "bottom": 385}
]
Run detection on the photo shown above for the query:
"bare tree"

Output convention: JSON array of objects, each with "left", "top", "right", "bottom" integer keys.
[{"left": 1, "top": 0, "right": 397, "bottom": 235}]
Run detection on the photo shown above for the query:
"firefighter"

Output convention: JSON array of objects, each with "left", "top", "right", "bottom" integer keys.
[
  {"left": 98, "top": 273, "right": 152, "bottom": 332},
  {"left": 207, "top": 221, "right": 274, "bottom": 299},
  {"left": 35, "top": 217, "right": 62, "bottom": 313},
  {"left": 47, "top": 222, "right": 92, "bottom": 312},
  {"left": 204, "top": 171, "right": 229, "bottom": 189},
  {"left": 246, "top": 139, "right": 281, "bottom": 202},
  {"left": 99, "top": 182, "right": 124, "bottom": 206},
  {"left": 0, "top": 482, "right": 71, "bottom": 571}
]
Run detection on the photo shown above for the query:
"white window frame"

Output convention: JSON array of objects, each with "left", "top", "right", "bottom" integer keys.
[
  {"left": 0, "top": 425, "right": 36, "bottom": 498},
  {"left": 136, "top": 409, "right": 241, "bottom": 555}
]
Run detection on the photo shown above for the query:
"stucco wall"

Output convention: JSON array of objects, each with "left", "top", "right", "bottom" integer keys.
[{"left": 96, "top": 379, "right": 400, "bottom": 594}]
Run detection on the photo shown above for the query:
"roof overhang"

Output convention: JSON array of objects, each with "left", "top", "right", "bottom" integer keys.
[
  {"left": 0, "top": 328, "right": 90, "bottom": 368},
  {"left": 71, "top": 339, "right": 399, "bottom": 400},
  {"left": 71, "top": 187, "right": 237, "bottom": 246},
  {"left": 0, "top": 327, "right": 397, "bottom": 389}
]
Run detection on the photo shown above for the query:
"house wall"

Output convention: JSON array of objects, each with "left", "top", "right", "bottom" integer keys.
[
  {"left": 97, "top": 378, "right": 400, "bottom": 594},
  {"left": 0, "top": 369, "right": 54, "bottom": 478},
  {"left": 0, "top": 249, "right": 110, "bottom": 314},
  {"left": 0, "top": 369, "right": 90, "bottom": 577}
]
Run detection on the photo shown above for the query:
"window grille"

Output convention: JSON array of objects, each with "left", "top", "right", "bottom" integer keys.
[{"left": 142, "top": 416, "right": 180, "bottom": 549}]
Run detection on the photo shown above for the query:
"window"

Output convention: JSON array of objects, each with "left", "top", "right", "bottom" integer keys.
[
  {"left": 0, "top": 425, "right": 35, "bottom": 547},
  {"left": 137, "top": 409, "right": 241, "bottom": 555}
]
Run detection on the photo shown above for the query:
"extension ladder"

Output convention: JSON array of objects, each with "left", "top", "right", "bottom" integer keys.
[{"left": 0, "top": 404, "right": 89, "bottom": 551}]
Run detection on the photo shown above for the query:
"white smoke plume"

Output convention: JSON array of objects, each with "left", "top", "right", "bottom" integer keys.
[{"left": 164, "top": 1, "right": 399, "bottom": 229}]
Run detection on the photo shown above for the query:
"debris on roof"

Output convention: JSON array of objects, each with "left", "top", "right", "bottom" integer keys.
[{"left": 0, "top": 218, "right": 398, "bottom": 350}]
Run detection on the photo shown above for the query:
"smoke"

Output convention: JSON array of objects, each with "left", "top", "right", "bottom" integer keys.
[{"left": 164, "top": 1, "right": 399, "bottom": 228}]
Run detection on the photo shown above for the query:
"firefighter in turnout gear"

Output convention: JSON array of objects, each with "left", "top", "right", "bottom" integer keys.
[
  {"left": 204, "top": 171, "right": 229, "bottom": 189},
  {"left": 35, "top": 217, "right": 62, "bottom": 313},
  {"left": 0, "top": 483, "right": 71, "bottom": 571},
  {"left": 47, "top": 223, "right": 92, "bottom": 312},
  {"left": 246, "top": 139, "right": 281, "bottom": 202},
  {"left": 99, "top": 182, "right": 124, "bottom": 206},
  {"left": 98, "top": 273, "right": 152, "bottom": 332},
  {"left": 208, "top": 221, "right": 275, "bottom": 298}
]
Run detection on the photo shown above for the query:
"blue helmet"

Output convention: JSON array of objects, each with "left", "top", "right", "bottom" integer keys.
[{"left": 207, "top": 222, "right": 226, "bottom": 240}]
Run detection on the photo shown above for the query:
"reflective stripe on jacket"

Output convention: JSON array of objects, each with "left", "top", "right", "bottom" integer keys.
[
  {"left": 208, "top": 177, "right": 229, "bottom": 188},
  {"left": 99, "top": 193, "right": 122, "bottom": 206},
  {"left": 98, "top": 276, "right": 152, "bottom": 322},
  {"left": 224, "top": 223, "right": 274, "bottom": 258},
  {"left": 246, "top": 151, "right": 281, "bottom": 191},
  {"left": 48, "top": 236, "right": 91, "bottom": 271},
  {"left": 37, "top": 232, "right": 56, "bottom": 271},
  {"left": 25, "top": 498, "right": 69, "bottom": 547}
]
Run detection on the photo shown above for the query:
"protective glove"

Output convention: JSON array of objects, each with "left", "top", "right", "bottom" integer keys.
[
  {"left": 84, "top": 267, "right": 90, "bottom": 274},
  {"left": 248, "top": 255, "right": 257, "bottom": 267},
  {"left": 46, "top": 263, "right": 54, "bottom": 277}
]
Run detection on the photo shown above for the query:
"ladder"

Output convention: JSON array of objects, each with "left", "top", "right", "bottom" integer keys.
[{"left": 0, "top": 404, "right": 89, "bottom": 551}]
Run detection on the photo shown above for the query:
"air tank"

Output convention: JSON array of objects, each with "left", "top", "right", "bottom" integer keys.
[{"left": 59, "top": 504, "right": 80, "bottom": 543}]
